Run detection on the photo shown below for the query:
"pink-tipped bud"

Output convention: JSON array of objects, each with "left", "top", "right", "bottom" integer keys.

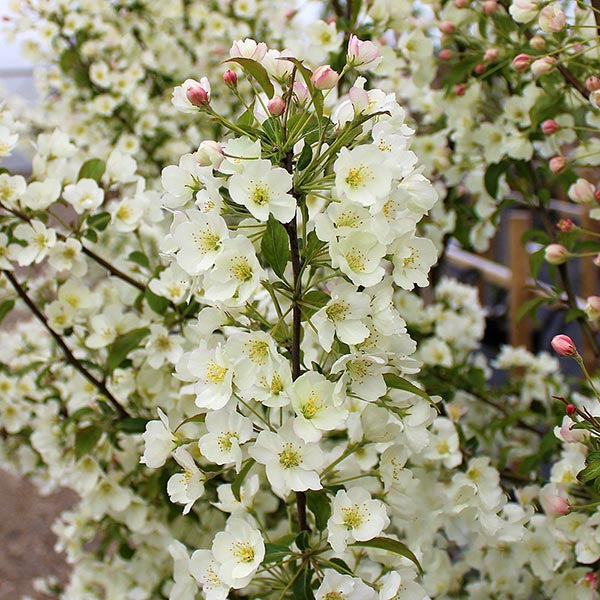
[
  {"left": 557, "top": 218, "right": 573, "bottom": 232},
  {"left": 347, "top": 34, "right": 381, "bottom": 71},
  {"left": 186, "top": 83, "right": 210, "bottom": 107},
  {"left": 530, "top": 35, "right": 547, "bottom": 51},
  {"left": 482, "top": 0, "right": 498, "bottom": 13},
  {"left": 540, "top": 491, "right": 570, "bottom": 516},
  {"left": 566, "top": 403, "right": 577, "bottom": 416},
  {"left": 454, "top": 0, "right": 469, "bottom": 7},
  {"left": 440, "top": 21, "right": 456, "bottom": 34},
  {"left": 551, "top": 334, "right": 577, "bottom": 356},
  {"left": 223, "top": 69, "right": 238, "bottom": 88},
  {"left": 310, "top": 65, "right": 339, "bottom": 90},
  {"left": 349, "top": 85, "right": 369, "bottom": 113},
  {"left": 584, "top": 573, "right": 599, "bottom": 590},
  {"left": 568, "top": 178, "right": 596, "bottom": 205},
  {"left": 586, "top": 75, "right": 600, "bottom": 92},
  {"left": 531, "top": 56, "right": 557, "bottom": 76},
  {"left": 549, "top": 156, "right": 566, "bottom": 173},
  {"left": 542, "top": 119, "right": 559, "bottom": 135},
  {"left": 484, "top": 48, "right": 499, "bottom": 62},
  {"left": 293, "top": 81, "right": 310, "bottom": 104},
  {"left": 455, "top": 83, "right": 467, "bottom": 96},
  {"left": 512, "top": 53, "right": 532, "bottom": 70},
  {"left": 439, "top": 48, "right": 453, "bottom": 61},
  {"left": 545, "top": 243, "right": 570, "bottom": 265},
  {"left": 267, "top": 96, "right": 286, "bottom": 117},
  {"left": 474, "top": 63, "right": 485, "bottom": 75}
]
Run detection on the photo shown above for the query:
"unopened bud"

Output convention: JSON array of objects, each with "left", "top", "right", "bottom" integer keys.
[
  {"left": 584, "top": 572, "right": 599, "bottom": 590},
  {"left": 549, "top": 156, "right": 566, "bottom": 173},
  {"left": 439, "top": 21, "right": 456, "bottom": 34},
  {"left": 557, "top": 218, "right": 573, "bottom": 232},
  {"left": 551, "top": 334, "right": 577, "bottom": 356},
  {"left": 531, "top": 56, "right": 557, "bottom": 76},
  {"left": 484, "top": 48, "right": 499, "bottom": 62},
  {"left": 267, "top": 96, "right": 286, "bottom": 117},
  {"left": 542, "top": 119, "right": 559, "bottom": 135},
  {"left": 439, "top": 48, "right": 453, "bottom": 61},
  {"left": 585, "top": 296, "right": 600, "bottom": 321},
  {"left": 186, "top": 83, "right": 210, "bottom": 107},
  {"left": 512, "top": 53, "right": 532, "bottom": 70},
  {"left": 455, "top": 83, "right": 467, "bottom": 96},
  {"left": 223, "top": 69, "right": 238, "bottom": 88},
  {"left": 475, "top": 63, "right": 485, "bottom": 75},
  {"left": 310, "top": 65, "right": 339, "bottom": 90},
  {"left": 586, "top": 75, "right": 600, "bottom": 92},
  {"left": 566, "top": 403, "right": 577, "bottom": 416},
  {"left": 530, "top": 35, "right": 547, "bottom": 51},
  {"left": 568, "top": 178, "right": 596, "bottom": 205},
  {"left": 454, "top": 0, "right": 469, "bottom": 7},
  {"left": 482, "top": 0, "right": 498, "bottom": 13},
  {"left": 545, "top": 243, "right": 569, "bottom": 265}
]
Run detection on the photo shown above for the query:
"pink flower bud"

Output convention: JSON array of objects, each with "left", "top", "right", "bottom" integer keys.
[
  {"left": 223, "top": 69, "right": 238, "bottom": 88},
  {"left": 454, "top": 0, "right": 469, "bottom": 7},
  {"left": 293, "top": 81, "right": 310, "bottom": 103},
  {"left": 566, "top": 403, "right": 577, "bottom": 416},
  {"left": 549, "top": 156, "right": 566, "bottom": 173},
  {"left": 267, "top": 96, "right": 286, "bottom": 117},
  {"left": 474, "top": 63, "right": 485, "bottom": 75},
  {"left": 455, "top": 83, "right": 467, "bottom": 96},
  {"left": 530, "top": 35, "right": 547, "bottom": 51},
  {"left": 531, "top": 56, "right": 557, "bottom": 76},
  {"left": 539, "top": 488, "right": 570, "bottom": 516},
  {"left": 482, "top": 0, "right": 498, "bottom": 13},
  {"left": 439, "top": 48, "right": 453, "bottom": 61},
  {"left": 584, "top": 573, "right": 599, "bottom": 590},
  {"left": 186, "top": 82, "right": 210, "bottom": 107},
  {"left": 484, "top": 48, "right": 499, "bottom": 62},
  {"left": 512, "top": 53, "right": 532, "bottom": 70},
  {"left": 311, "top": 65, "right": 340, "bottom": 90},
  {"left": 539, "top": 4, "right": 567, "bottom": 32},
  {"left": 568, "top": 178, "right": 596, "bottom": 205},
  {"left": 551, "top": 334, "right": 577, "bottom": 356},
  {"left": 586, "top": 75, "right": 600, "bottom": 92},
  {"left": 347, "top": 34, "right": 381, "bottom": 71},
  {"left": 439, "top": 21, "right": 456, "bottom": 34},
  {"left": 545, "top": 243, "right": 570, "bottom": 265},
  {"left": 542, "top": 119, "right": 559, "bottom": 135},
  {"left": 349, "top": 85, "right": 369, "bottom": 113},
  {"left": 557, "top": 218, "right": 573, "bottom": 232}
]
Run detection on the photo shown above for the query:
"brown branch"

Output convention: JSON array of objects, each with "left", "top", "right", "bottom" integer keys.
[
  {"left": 2, "top": 269, "right": 130, "bottom": 419},
  {"left": 80, "top": 246, "right": 146, "bottom": 292},
  {"left": 591, "top": 0, "right": 600, "bottom": 38}
]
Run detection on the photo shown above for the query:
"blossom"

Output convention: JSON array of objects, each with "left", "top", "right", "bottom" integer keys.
[
  {"left": 248, "top": 422, "right": 324, "bottom": 497},
  {"left": 315, "top": 570, "right": 377, "bottom": 600},
  {"left": 12, "top": 220, "right": 57, "bottom": 266},
  {"left": 347, "top": 35, "right": 382, "bottom": 72},
  {"left": 63, "top": 178, "right": 104, "bottom": 214},
  {"left": 551, "top": 334, "right": 577, "bottom": 356},
  {"left": 330, "top": 231, "right": 386, "bottom": 288},
  {"left": 172, "top": 78, "right": 211, "bottom": 113},
  {"left": 228, "top": 158, "right": 296, "bottom": 222},
  {"left": 189, "top": 550, "right": 230, "bottom": 600},
  {"left": 391, "top": 235, "right": 438, "bottom": 290},
  {"left": 229, "top": 38, "right": 268, "bottom": 61},
  {"left": 539, "top": 4, "right": 566, "bottom": 32},
  {"left": 311, "top": 65, "right": 340, "bottom": 89},
  {"left": 140, "top": 408, "right": 176, "bottom": 469},
  {"left": 327, "top": 487, "right": 390, "bottom": 552},
  {"left": 167, "top": 447, "right": 206, "bottom": 514}
]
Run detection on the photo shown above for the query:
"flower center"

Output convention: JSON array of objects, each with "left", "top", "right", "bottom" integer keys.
[
  {"left": 341, "top": 504, "right": 367, "bottom": 529},
  {"left": 33, "top": 232, "right": 49, "bottom": 249},
  {"left": 231, "top": 258, "right": 254, "bottom": 281},
  {"left": 300, "top": 391, "right": 322, "bottom": 419},
  {"left": 250, "top": 183, "right": 271, "bottom": 206},
  {"left": 247, "top": 340, "right": 269, "bottom": 364},
  {"left": 278, "top": 443, "right": 302, "bottom": 469},
  {"left": 344, "top": 249, "right": 366, "bottom": 272},
  {"left": 192, "top": 228, "right": 221, "bottom": 253},
  {"left": 217, "top": 431, "right": 239, "bottom": 452},
  {"left": 323, "top": 593, "right": 345, "bottom": 600},
  {"left": 206, "top": 361, "right": 227, "bottom": 384},
  {"left": 270, "top": 373, "right": 284, "bottom": 395},
  {"left": 345, "top": 165, "right": 371, "bottom": 189},
  {"left": 336, "top": 211, "right": 362, "bottom": 228},
  {"left": 325, "top": 301, "right": 349, "bottom": 322},
  {"left": 231, "top": 541, "right": 256, "bottom": 563}
]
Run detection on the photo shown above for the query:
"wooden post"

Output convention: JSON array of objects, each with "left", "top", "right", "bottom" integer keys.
[
  {"left": 508, "top": 210, "right": 533, "bottom": 350},
  {"left": 581, "top": 210, "right": 598, "bottom": 365}
]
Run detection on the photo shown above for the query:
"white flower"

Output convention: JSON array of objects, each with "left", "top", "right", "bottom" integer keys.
[
  {"left": 173, "top": 209, "right": 229, "bottom": 275},
  {"left": 228, "top": 158, "right": 296, "bottom": 222},
  {"left": 391, "top": 235, "right": 438, "bottom": 290},
  {"left": 243, "top": 360, "right": 292, "bottom": 408},
  {"left": 334, "top": 145, "right": 393, "bottom": 205},
  {"left": 312, "top": 281, "right": 371, "bottom": 352},
  {"left": 144, "top": 324, "right": 183, "bottom": 369},
  {"left": 0, "top": 173, "right": 26, "bottom": 208},
  {"left": 63, "top": 178, "right": 104, "bottom": 214},
  {"left": 20, "top": 178, "right": 61, "bottom": 211},
  {"left": 314, "top": 201, "right": 374, "bottom": 243},
  {"left": 327, "top": 487, "right": 390, "bottom": 552},
  {"left": 219, "top": 137, "right": 262, "bottom": 175},
  {"left": 172, "top": 78, "right": 211, "bottom": 113},
  {"left": 225, "top": 331, "right": 281, "bottom": 390},
  {"left": 176, "top": 343, "right": 233, "bottom": 410},
  {"left": 167, "top": 447, "right": 206, "bottom": 514},
  {"left": 48, "top": 238, "right": 87, "bottom": 276},
  {"left": 229, "top": 38, "right": 268, "bottom": 61},
  {"left": 198, "top": 409, "right": 254, "bottom": 471},
  {"left": 140, "top": 408, "right": 176, "bottom": 469},
  {"left": 331, "top": 353, "right": 387, "bottom": 401},
  {"left": 290, "top": 371, "right": 348, "bottom": 442},
  {"left": 189, "top": 550, "right": 230, "bottom": 600},
  {"left": 330, "top": 231, "right": 386, "bottom": 288},
  {"left": 509, "top": 0, "right": 540, "bottom": 22},
  {"left": 316, "top": 570, "right": 378, "bottom": 600},
  {"left": 0, "top": 125, "right": 18, "bottom": 158},
  {"left": 105, "top": 149, "right": 137, "bottom": 183},
  {"left": 149, "top": 264, "right": 191, "bottom": 304},
  {"left": 202, "top": 236, "right": 264, "bottom": 307},
  {"left": 211, "top": 518, "right": 265, "bottom": 588},
  {"left": 168, "top": 541, "right": 199, "bottom": 600},
  {"left": 249, "top": 421, "right": 324, "bottom": 497},
  {"left": 12, "top": 220, "right": 57, "bottom": 266},
  {"left": 379, "top": 570, "right": 428, "bottom": 600}
]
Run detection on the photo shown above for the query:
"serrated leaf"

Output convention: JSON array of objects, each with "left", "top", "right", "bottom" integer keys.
[
  {"left": 128, "top": 251, "right": 150, "bottom": 269},
  {"left": 78, "top": 159, "right": 106, "bottom": 183},
  {"left": 0, "top": 299, "right": 15, "bottom": 325},
  {"left": 106, "top": 327, "right": 150, "bottom": 373},
  {"left": 232, "top": 459, "right": 255, "bottom": 501},
  {"left": 117, "top": 417, "right": 148, "bottom": 434},
  {"left": 351, "top": 537, "right": 423, "bottom": 575},
  {"left": 297, "top": 142, "right": 313, "bottom": 171},
  {"left": 384, "top": 373, "right": 435, "bottom": 407},
  {"left": 262, "top": 543, "right": 291, "bottom": 565},
  {"left": 145, "top": 287, "right": 170, "bottom": 315},
  {"left": 75, "top": 425, "right": 103, "bottom": 459},
  {"left": 261, "top": 216, "right": 291, "bottom": 279},
  {"left": 306, "top": 490, "right": 331, "bottom": 531},
  {"left": 87, "top": 211, "right": 111, "bottom": 231},
  {"left": 225, "top": 57, "right": 274, "bottom": 98}
]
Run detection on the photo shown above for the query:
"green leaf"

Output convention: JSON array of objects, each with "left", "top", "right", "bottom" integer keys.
[
  {"left": 326, "top": 557, "right": 354, "bottom": 575},
  {"left": 106, "top": 327, "right": 150, "bottom": 373},
  {"left": 237, "top": 101, "right": 256, "bottom": 128},
  {"left": 301, "top": 290, "right": 330, "bottom": 318},
  {"left": 145, "top": 287, "right": 170, "bottom": 315},
  {"left": 295, "top": 530, "right": 310, "bottom": 551},
  {"left": 304, "top": 230, "right": 326, "bottom": 261},
  {"left": 306, "top": 490, "right": 331, "bottom": 531},
  {"left": 292, "top": 565, "right": 315, "bottom": 600},
  {"left": 297, "top": 142, "right": 313, "bottom": 171},
  {"left": 78, "top": 159, "right": 106, "bottom": 183},
  {"left": 0, "top": 299, "right": 15, "bottom": 325},
  {"left": 128, "top": 251, "right": 150, "bottom": 269},
  {"left": 75, "top": 425, "right": 103, "bottom": 459},
  {"left": 384, "top": 373, "right": 434, "bottom": 407},
  {"left": 529, "top": 247, "right": 545, "bottom": 280},
  {"left": 225, "top": 57, "right": 274, "bottom": 98},
  {"left": 83, "top": 228, "right": 98, "bottom": 243},
  {"left": 117, "top": 417, "right": 148, "bottom": 434},
  {"left": 87, "top": 211, "right": 111, "bottom": 231},
  {"left": 515, "top": 296, "right": 546, "bottom": 323},
  {"left": 232, "top": 459, "right": 255, "bottom": 501},
  {"left": 261, "top": 216, "right": 291, "bottom": 279},
  {"left": 484, "top": 161, "right": 508, "bottom": 199},
  {"left": 262, "top": 543, "right": 291, "bottom": 565},
  {"left": 578, "top": 460, "right": 600, "bottom": 483},
  {"left": 69, "top": 407, "right": 96, "bottom": 422},
  {"left": 351, "top": 537, "right": 423, "bottom": 575}
]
